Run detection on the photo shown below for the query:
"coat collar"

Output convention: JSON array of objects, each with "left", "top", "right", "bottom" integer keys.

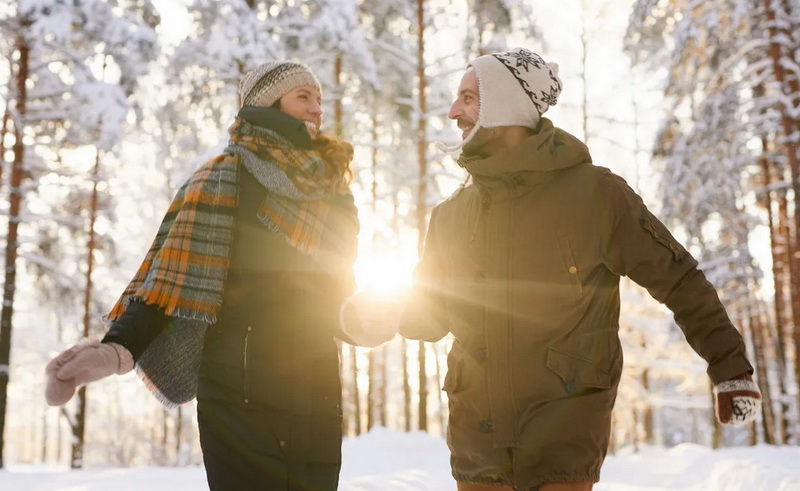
[
  {"left": 457, "top": 118, "right": 592, "bottom": 200},
  {"left": 237, "top": 105, "right": 313, "bottom": 150}
]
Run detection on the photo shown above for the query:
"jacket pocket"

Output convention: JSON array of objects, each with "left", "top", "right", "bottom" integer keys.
[
  {"left": 639, "top": 210, "right": 688, "bottom": 263},
  {"left": 546, "top": 330, "right": 618, "bottom": 394},
  {"left": 557, "top": 235, "right": 583, "bottom": 304},
  {"left": 442, "top": 348, "right": 465, "bottom": 394}
]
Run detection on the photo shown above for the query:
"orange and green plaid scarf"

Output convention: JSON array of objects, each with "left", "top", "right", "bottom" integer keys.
[
  {"left": 227, "top": 117, "right": 358, "bottom": 286},
  {"left": 105, "top": 117, "right": 358, "bottom": 406}
]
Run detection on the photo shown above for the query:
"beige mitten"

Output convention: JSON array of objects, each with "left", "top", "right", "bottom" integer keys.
[
  {"left": 45, "top": 339, "right": 133, "bottom": 406},
  {"left": 713, "top": 373, "right": 762, "bottom": 425}
]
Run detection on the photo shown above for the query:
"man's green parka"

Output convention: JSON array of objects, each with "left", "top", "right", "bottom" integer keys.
[{"left": 400, "top": 119, "right": 753, "bottom": 488}]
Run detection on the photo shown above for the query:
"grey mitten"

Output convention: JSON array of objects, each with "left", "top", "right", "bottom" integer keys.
[
  {"left": 45, "top": 339, "right": 134, "bottom": 406},
  {"left": 713, "top": 373, "right": 762, "bottom": 425}
]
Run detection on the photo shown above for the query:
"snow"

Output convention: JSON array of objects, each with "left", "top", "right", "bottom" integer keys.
[{"left": 1, "top": 426, "right": 799, "bottom": 491}]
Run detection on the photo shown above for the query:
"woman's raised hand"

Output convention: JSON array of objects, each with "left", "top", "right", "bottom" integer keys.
[{"left": 45, "top": 339, "right": 134, "bottom": 406}]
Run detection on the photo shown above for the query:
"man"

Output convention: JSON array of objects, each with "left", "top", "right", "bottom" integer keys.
[{"left": 399, "top": 47, "right": 762, "bottom": 491}]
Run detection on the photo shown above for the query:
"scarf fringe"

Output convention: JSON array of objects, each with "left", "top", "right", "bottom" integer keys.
[
  {"left": 135, "top": 366, "right": 183, "bottom": 409},
  {"left": 134, "top": 316, "right": 207, "bottom": 408},
  {"left": 169, "top": 307, "right": 218, "bottom": 325},
  {"left": 107, "top": 295, "right": 219, "bottom": 327}
]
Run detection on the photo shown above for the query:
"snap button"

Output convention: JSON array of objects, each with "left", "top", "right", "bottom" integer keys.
[
  {"left": 568, "top": 266, "right": 577, "bottom": 275},
  {"left": 244, "top": 398, "right": 249, "bottom": 404},
  {"left": 247, "top": 326, "right": 252, "bottom": 331},
  {"left": 279, "top": 440, "right": 286, "bottom": 447},
  {"left": 476, "top": 349, "right": 487, "bottom": 361},
  {"left": 564, "top": 381, "right": 576, "bottom": 394},
  {"left": 479, "top": 420, "right": 492, "bottom": 433}
]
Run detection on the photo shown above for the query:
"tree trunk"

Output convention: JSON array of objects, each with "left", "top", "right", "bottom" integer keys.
[
  {"left": 580, "top": 0, "right": 589, "bottom": 145},
  {"left": 417, "top": 340, "right": 428, "bottom": 431},
  {"left": 161, "top": 408, "right": 169, "bottom": 464},
  {"left": 56, "top": 411, "right": 63, "bottom": 462},
  {"left": 41, "top": 410, "right": 47, "bottom": 463},
  {"left": 434, "top": 341, "right": 445, "bottom": 436},
  {"left": 70, "top": 146, "right": 103, "bottom": 468},
  {"left": 0, "top": 62, "right": 14, "bottom": 189},
  {"left": 775, "top": 172, "right": 795, "bottom": 443},
  {"left": 70, "top": 387, "right": 87, "bottom": 468},
  {"left": 175, "top": 406, "right": 182, "bottom": 465},
  {"left": 0, "top": 36, "right": 29, "bottom": 470},
  {"left": 367, "top": 96, "right": 387, "bottom": 431},
  {"left": 82, "top": 148, "right": 101, "bottom": 339},
  {"left": 334, "top": 56, "right": 343, "bottom": 138},
  {"left": 379, "top": 346, "right": 387, "bottom": 427},
  {"left": 350, "top": 346, "right": 361, "bottom": 435},
  {"left": 0, "top": 110, "right": 9, "bottom": 187},
  {"left": 757, "top": 143, "right": 790, "bottom": 443},
  {"left": 477, "top": 22, "right": 485, "bottom": 56},
  {"left": 415, "top": 0, "right": 428, "bottom": 255},
  {"left": 367, "top": 351, "right": 376, "bottom": 431},
  {"left": 711, "top": 386, "right": 722, "bottom": 449},
  {"left": 338, "top": 341, "right": 346, "bottom": 435},
  {"left": 640, "top": 366, "right": 653, "bottom": 445},
  {"left": 415, "top": 0, "right": 429, "bottom": 436},
  {"left": 750, "top": 308, "right": 777, "bottom": 444},
  {"left": 763, "top": 0, "right": 800, "bottom": 408},
  {"left": 402, "top": 339, "right": 411, "bottom": 432}
]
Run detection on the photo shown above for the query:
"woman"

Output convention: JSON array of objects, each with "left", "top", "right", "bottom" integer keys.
[{"left": 45, "top": 61, "right": 360, "bottom": 490}]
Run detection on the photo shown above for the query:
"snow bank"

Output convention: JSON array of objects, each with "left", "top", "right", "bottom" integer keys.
[{"left": 2, "top": 428, "right": 799, "bottom": 490}]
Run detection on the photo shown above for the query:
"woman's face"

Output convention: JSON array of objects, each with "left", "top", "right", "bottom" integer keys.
[{"left": 278, "top": 85, "right": 323, "bottom": 137}]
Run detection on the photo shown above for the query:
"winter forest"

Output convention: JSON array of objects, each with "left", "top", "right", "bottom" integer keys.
[{"left": 0, "top": 0, "right": 799, "bottom": 480}]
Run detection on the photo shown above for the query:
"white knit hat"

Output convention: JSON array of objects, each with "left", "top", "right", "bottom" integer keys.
[
  {"left": 442, "top": 48, "right": 562, "bottom": 153},
  {"left": 239, "top": 61, "right": 322, "bottom": 108}
]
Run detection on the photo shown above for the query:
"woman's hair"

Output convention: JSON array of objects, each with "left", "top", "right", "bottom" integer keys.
[{"left": 312, "top": 134, "right": 354, "bottom": 192}]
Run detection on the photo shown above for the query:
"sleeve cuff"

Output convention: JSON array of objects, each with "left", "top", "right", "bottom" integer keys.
[{"left": 707, "top": 357, "right": 753, "bottom": 385}]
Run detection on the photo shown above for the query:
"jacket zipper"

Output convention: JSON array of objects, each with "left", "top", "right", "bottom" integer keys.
[{"left": 243, "top": 326, "right": 251, "bottom": 404}]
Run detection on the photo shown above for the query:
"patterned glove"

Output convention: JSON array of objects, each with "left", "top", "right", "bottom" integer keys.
[
  {"left": 713, "top": 373, "right": 761, "bottom": 425},
  {"left": 45, "top": 339, "right": 134, "bottom": 406}
]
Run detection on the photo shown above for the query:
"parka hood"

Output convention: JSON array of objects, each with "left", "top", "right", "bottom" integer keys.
[{"left": 458, "top": 118, "right": 591, "bottom": 179}]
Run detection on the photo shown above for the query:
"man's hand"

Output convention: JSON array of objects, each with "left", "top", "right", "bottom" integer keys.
[
  {"left": 45, "top": 339, "right": 134, "bottom": 406},
  {"left": 713, "top": 373, "right": 761, "bottom": 425},
  {"left": 340, "top": 291, "right": 405, "bottom": 348}
]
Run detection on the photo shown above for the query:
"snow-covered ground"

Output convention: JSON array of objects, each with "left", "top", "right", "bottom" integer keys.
[{"left": 2, "top": 427, "right": 799, "bottom": 490}]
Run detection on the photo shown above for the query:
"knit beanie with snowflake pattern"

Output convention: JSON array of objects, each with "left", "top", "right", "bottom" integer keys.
[
  {"left": 239, "top": 61, "right": 322, "bottom": 108},
  {"left": 441, "top": 47, "right": 563, "bottom": 153}
]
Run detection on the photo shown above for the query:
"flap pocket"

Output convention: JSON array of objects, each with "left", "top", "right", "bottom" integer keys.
[
  {"left": 442, "top": 367, "right": 459, "bottom": 393},
  {"left": 442, "top": 348, "right": 464, "bottom": 394},
  {"left": 546, "top": 346, "right": 612, "bottom": 391}
]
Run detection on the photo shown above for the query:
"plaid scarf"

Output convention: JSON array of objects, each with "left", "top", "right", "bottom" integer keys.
[
  {"left": 105, "top": 118, "right": 358, "bottom": 406},
  {"left": 227, "top": 117, "right": 358, "bottom": 283}
]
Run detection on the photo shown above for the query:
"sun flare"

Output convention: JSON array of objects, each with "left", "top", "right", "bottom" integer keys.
[{"left": 353, "top": 246, "right": 415, "bottom": 299}]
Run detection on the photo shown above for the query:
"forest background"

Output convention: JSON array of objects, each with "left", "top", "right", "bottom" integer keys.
[{"left": 0, "top": 0, "right": 798, "bottom": 471}]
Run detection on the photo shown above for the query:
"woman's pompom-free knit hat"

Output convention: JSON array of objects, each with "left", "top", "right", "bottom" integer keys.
[{"left": 239, "top": 61, "right": 322, "bottom": 108}]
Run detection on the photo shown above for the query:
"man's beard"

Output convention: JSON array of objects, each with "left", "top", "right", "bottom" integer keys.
[{"left": 462, "top": 126, "right": 499, "bottom": 158}]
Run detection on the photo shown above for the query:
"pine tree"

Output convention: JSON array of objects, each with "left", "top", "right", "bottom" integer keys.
[
  {"left": 0, "top": 0, "right": 158, "bottom": 468},
  {"left": 625, "top": 0, "right": 800, "bottom": 445}
]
